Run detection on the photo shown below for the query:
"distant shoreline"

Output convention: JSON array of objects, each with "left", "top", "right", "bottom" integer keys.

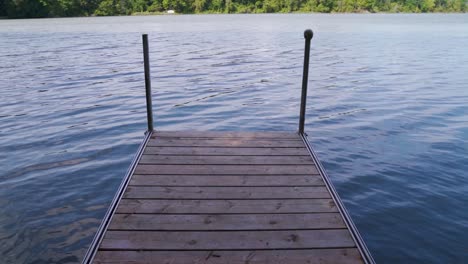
[
  {"left": 1, "top": 12, "right": 467, "bottom": 20},
  {"left": 131, "top": 11, "right": 467, "bottom": 15}
]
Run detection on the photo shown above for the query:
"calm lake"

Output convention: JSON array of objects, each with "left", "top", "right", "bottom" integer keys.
[{"left": 1, "top": 13, "right": 467, "bottom": 263}]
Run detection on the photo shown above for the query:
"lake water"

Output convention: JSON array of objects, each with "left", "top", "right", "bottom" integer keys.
[{"left": 1, "top": 14, "right": 467, "bottom": 263}]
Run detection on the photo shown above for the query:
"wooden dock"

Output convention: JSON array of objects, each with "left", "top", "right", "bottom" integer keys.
[
  {"left": 84, "top": 131, "right": 373, "bottom": 264},
  {"left": 82, "top": 31, "right": 373, "bottom": 264}
]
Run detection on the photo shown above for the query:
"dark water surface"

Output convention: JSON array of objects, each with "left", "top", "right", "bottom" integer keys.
[{"left": 1, "top": 14, "right": 467, "bottom": 263}]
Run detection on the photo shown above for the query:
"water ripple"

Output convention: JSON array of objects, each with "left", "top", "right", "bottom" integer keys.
[{"left": 1, "top": 14, "right": 468, "bottom": 264}]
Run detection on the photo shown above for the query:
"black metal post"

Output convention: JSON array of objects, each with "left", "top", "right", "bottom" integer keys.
[
  {"left": 142, "top": 34, "right": 154, "bottom": 132},
  {"left": 299, "top": 29, "right": 313, "bottom": 134}
]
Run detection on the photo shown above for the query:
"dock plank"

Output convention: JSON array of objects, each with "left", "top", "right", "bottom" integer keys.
[
  {"left": 116, "top": 199, "right": 339, "bottom": 214},
  {"left": 129, "top": 175, "right": 325, "bottom": 186},
  {"left": 109, "top": 213, "right": 345, "bottom": 231},
  {"left": 148, "top": 139, "right": 305, "bottom": 148},
  {"left": 139, "top": 155, "right": 314, "bottom": 165},
  {"left": 134, "top": 164, "right": 318, "bottom": 175},
  {"left": 124, "top": 186, "right": 331, "bottom": 199},
  {"left": 94, "top": 248, "right": 363, "bottom": 264},
  {"left": 100, "top": 229, "right": 356, "bottom": 250},
  {"left": 144, "top": 147, "right": 310, "bottom": 156},
  {"left": 153, "top": 131, "right": 300, "bottom": 139}
]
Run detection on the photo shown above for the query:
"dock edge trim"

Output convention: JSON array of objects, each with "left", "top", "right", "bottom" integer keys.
[
  {"left": 300, "top": 133, "right": 375, "bottom": 264},
  {"left": 81, "top": 130, "right": 153, "bottom": 264}
]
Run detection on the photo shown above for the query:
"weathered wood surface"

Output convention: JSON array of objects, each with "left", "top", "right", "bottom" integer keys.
[
  {"left": 130, "top": 175, "right": 325, "bottom": 186},
  {"left": 152, "top": 131, "right": 300, "bottom": 139},
  {"left": 124, "top": 186, "right": 331, "bottom": 199},
  {"left": 95, "top": 248, "right": 363, "bottom": 264},
  {"left": 147, "top": 139, "right": 305, "bottom": 147},
  {"left": 139, "top": 155, "right": 314, "bottom": 165},
  {"left": 135, "top": 164, "right": 319, "bottom": 175},
  {"left": 116, "top": 199, "right": 339, "bottom": 214},
  {"left": 109, "top": 213, "right": 345, "bottom": 230},
  {"left": 94, "top": 131, "right": 363, "bottom": 263},
  {"left": 144, "top": 147, "right": 310, "bottom": 156},
  {"left": 100, "top": 230, "right": 356, "bottom": 250}
]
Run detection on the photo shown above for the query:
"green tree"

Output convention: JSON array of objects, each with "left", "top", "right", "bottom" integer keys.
[
  {"left": 148, "top": 0, "right": 163, "bottom": 11},
  {"left": 1, "top": 0, "right": 8, "bottom": 16},
  {"left": 94, "top": 0, "right": 118, "bottom": 15},
  {"left": 420, "top": 0, "right": 435, "bottom": 11},
  {"left": 193, "top": 0, "right": 206, "bottom": 12},
  {"left": 131, "top": 0, "right": 149, "bottom": 12},
  {"left": 7, "top": 0, "right": 48, "bottom": 18}
]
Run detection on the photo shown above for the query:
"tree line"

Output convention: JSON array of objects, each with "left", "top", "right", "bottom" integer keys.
[{"left": 1, "top": 0, "right": 466, "bottom": 18}]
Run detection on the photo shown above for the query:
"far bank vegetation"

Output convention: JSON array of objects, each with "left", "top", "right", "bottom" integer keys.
[{"left": 1, "top": 0, "right": 467, "bottom": 18}]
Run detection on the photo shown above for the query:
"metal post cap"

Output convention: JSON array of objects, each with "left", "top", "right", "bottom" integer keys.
[{"left": 304, "top": 29, "right": 313, "bottom": 39}]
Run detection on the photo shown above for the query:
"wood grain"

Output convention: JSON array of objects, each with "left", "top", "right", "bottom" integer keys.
[
  {"left": 123, "top": 186, "right": 331, "bottom": 199},
  {"left": 129, "top": 175, "right": 324, "bottom": 187},
  {"left": 153, "top": 131, "right": 300, "bottom": 139},
  {"left": 139, "top": 155, "right": 314, "bottom": 165},
  {"left": 144, "top": 147, "right": 310, "bottom": 156},
  {"left": 134, "top": 164, "right": 318, "bottom": 175},
  {"left": 94, "top": 248, "right": 363, "bottom": 264},
  {"left": 109, "top": 213, "right": 345, "bottom": 230},
  {"left": 116, "top": 199, "right": 339, "bottom": 214},
  {"left": 100, "top": 229, "right": 355, "bottom": 250},
  {"left": 147, "top": 139, "right": 305, "bottom": 148}
]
